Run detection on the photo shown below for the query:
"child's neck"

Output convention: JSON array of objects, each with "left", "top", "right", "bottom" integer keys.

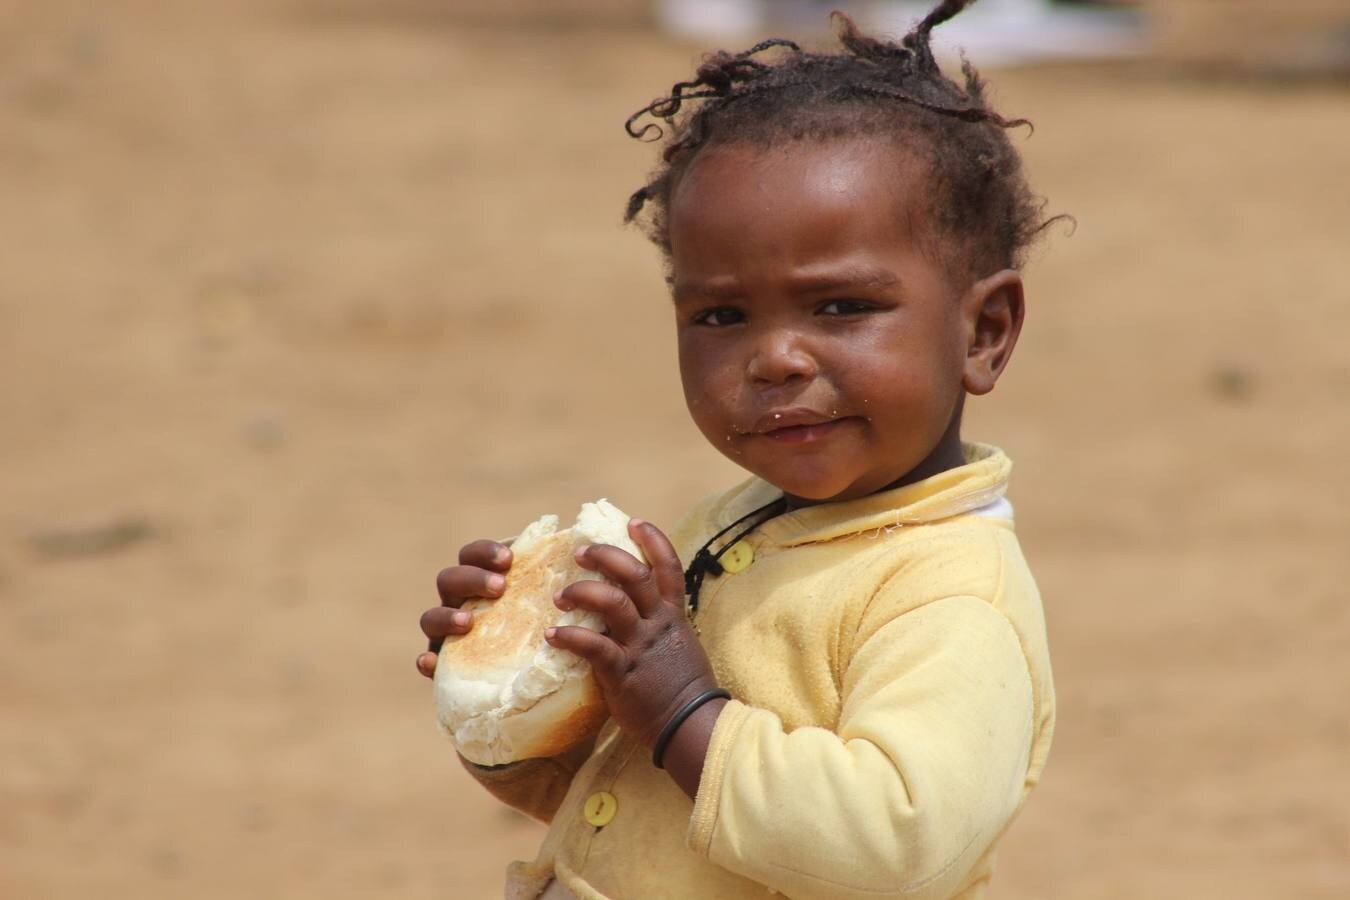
[{"left": 783, "top": 414, "right": 966, "bottom": 512}]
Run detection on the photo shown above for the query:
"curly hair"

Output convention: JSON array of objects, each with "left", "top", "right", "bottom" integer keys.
[{"left": 623, "top": 0, "right": 1056, "bottom": 280}]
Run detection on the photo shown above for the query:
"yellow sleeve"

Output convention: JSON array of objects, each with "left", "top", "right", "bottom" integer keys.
[
  {"left": 457, "top": 736, "right": 595, "bottom": 824},
  {"left": 687, "top": 595, "right": 1035, "bottom": 900}
]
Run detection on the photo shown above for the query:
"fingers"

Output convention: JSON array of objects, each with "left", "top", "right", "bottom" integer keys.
[
  {"left": 627, "top": 519, "right": 685, "bottom": 609},
  {"left": 420, "top": 606, "right": 474, "bottom": 641},
  {"left": 556, "top": 580, "right": 640, "bottom": 642},
  {"left": 436, "top": 565, "right": 507, "bottom": 607},
  {"left": 421, "top": 539, "right": 509, "bottom": 682},
  {"left": 458, "top": 540, "right": 512, "bottom": 572},
  {"left": 545, "top": 625, "right": 624, "bottom": 673},
  {"left": 415, "top": 651, "right": 437, "bottom": 679},
  {"left": 574, "top": 543, "right": 664, "bottom": 617}
]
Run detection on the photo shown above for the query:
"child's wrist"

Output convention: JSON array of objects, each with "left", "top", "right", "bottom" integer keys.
[
  {"left": 652, "top": 687, "right": 731, "bottom": 769},
  {"left": 656, "top": 694, "right": 729, "bottom": 799}
]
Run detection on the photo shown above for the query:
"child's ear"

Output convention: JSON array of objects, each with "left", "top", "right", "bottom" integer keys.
[{"left": 961, "top": 269, "right": 1025, "bottom": 396}]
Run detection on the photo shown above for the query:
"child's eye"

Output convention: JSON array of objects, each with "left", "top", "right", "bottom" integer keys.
[
  {"left": 818, "top": 299, "right": 874, "bottom": 316},
  {"left": 692, "top": 307, "right": 745, "bottom": 327}
]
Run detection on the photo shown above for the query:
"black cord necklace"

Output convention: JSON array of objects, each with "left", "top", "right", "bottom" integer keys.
[{"left": 683, "top": 495, "right": 788, "bottom": 614}]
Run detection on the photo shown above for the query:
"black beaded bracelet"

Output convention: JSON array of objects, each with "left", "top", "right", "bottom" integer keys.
[{"left": 652, "top": 687, "right": 731, "bottom": 770}]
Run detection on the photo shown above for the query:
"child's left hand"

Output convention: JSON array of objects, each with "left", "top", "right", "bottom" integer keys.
[{"left": 545, "top": 518, "right": 720, "bottom": 753}]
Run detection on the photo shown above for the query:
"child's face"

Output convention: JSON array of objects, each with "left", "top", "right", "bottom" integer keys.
[{"left": 668, "top": 138, "right": 1017, "bottom": 503}]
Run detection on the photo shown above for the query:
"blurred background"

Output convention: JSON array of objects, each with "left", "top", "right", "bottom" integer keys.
[{"left": 2, "top": 0, "right": 1347, "bottom": 897}]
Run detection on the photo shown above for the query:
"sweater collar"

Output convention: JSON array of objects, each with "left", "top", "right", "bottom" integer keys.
[{"left": 716, "top": 443, "right": 1012, "bottom": 547}]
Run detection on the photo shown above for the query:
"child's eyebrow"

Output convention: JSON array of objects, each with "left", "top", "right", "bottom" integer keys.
[
  {"left": 673, "top": 265, "right": 900, "bottom": 302},
  {"left": 672, "top": 279, "right": 745, "bottom": 302},
  {"left": 786, "top": 265, "right": 900, "bottom": 293}
]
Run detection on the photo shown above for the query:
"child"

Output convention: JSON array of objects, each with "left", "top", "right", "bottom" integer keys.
[{"left": 417, "top": 2, "right": 1055, "bottom": 897}]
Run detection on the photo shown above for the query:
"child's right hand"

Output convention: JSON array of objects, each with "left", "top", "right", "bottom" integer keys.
[{"left": 415, "top": 539, "right": 513, "bottom": 679}]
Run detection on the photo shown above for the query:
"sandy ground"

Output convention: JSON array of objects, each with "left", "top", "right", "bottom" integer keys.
[{"left": 2, "top": 2, "right": 1348, "bottom": 898}]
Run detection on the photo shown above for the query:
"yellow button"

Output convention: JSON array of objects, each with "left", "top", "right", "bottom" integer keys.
[
  {"left": 583, "top": 791, "right": 618, "bottom": 827},
  {"left": 721, "top": 540, "right": 754, "bottom": 574}
]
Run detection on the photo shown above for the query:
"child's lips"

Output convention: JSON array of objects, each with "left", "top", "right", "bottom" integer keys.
[
  {"left": 761, "top": 419, "right": 850, "bottom": 443},
  {"left": 747, "top": 408, "right": 859, "bottom": 444}
]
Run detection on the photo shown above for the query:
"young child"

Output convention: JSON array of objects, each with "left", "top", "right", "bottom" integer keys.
[{"left": 417, "top": 2, "right": 1055, "bottom": 897}]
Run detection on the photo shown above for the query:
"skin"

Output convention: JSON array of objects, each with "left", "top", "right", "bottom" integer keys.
[{"left": 418, "top": 136, "right": 1025, "bottom": 800}]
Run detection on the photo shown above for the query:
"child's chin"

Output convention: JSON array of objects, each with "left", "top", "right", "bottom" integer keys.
[{"left": 764, "top": 469, "right": 857, "bottom": 503}]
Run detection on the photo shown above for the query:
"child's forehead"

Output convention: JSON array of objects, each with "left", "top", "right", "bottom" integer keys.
[
  {"left": 668, "top": 138, "right": 934, "bottom": 266},
  {"left": 677, "top": 137, "right": 922, "bottom": 191}
]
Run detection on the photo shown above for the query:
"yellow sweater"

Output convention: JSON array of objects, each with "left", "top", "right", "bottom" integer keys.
[{"left": 465, "top": 444, "right": 1055, "bottom": 900}]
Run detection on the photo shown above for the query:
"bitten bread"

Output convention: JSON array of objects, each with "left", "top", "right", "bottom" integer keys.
[{"left": 434, "top": 500, "right": 641, "bottom": 766}]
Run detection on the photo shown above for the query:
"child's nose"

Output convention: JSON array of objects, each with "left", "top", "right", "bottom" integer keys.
[{"left": 746, "top": 332, "right": 818, "bottom": 386}]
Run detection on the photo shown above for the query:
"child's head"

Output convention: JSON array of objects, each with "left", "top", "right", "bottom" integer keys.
[{"left": 625, "top": 1, "right": 1052, "bottom": 504}]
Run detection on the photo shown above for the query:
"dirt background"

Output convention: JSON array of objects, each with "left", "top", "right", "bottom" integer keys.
[{"left": 2, "top": 2, "right": 1347, "bottom": 898}]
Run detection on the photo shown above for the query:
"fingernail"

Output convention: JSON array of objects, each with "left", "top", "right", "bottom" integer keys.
[
  {"left": 630, "top": 518, "right": 645, "bottom": 528},
  {"left": 574, "top": 544, "right": 590, "bottom": 560},
  {"left": 487, "top": 574, "right": 506, "bottom": 593},
  {"left": 544, "top": 627, "right": 557, "bottom": 640},
  {"left": 553, "top": 590, "right": 569, "bottom": 610},
  {"left": 495, "top": 547, "right": 510, "bottom": 563},
  {"left": 452, "top": 611, "right": 471, "bottom": 626}
]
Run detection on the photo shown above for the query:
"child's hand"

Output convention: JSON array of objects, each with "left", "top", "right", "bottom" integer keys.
[
  {"left": 415, "top": 539, "right": 512, "bottom": 678},
  {"left": 545, "top": 519, "right": 720, "bottom": 751}
]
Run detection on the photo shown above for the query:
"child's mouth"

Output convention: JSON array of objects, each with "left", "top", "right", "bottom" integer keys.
[
  {"left": 762, "top": 419, "right": 850, "bottom": 443},
  {"left": 750, "top": 408, "right": 858, "bottom": 444}
]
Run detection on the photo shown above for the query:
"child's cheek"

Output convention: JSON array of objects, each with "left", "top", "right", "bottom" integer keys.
[{"left": 679, "top": 348, "right": 733, "bottom": 410}]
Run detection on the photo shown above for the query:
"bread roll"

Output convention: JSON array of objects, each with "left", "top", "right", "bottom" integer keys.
[{"left": 434, "top": 499, "right": 642, "bottom": 766}]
